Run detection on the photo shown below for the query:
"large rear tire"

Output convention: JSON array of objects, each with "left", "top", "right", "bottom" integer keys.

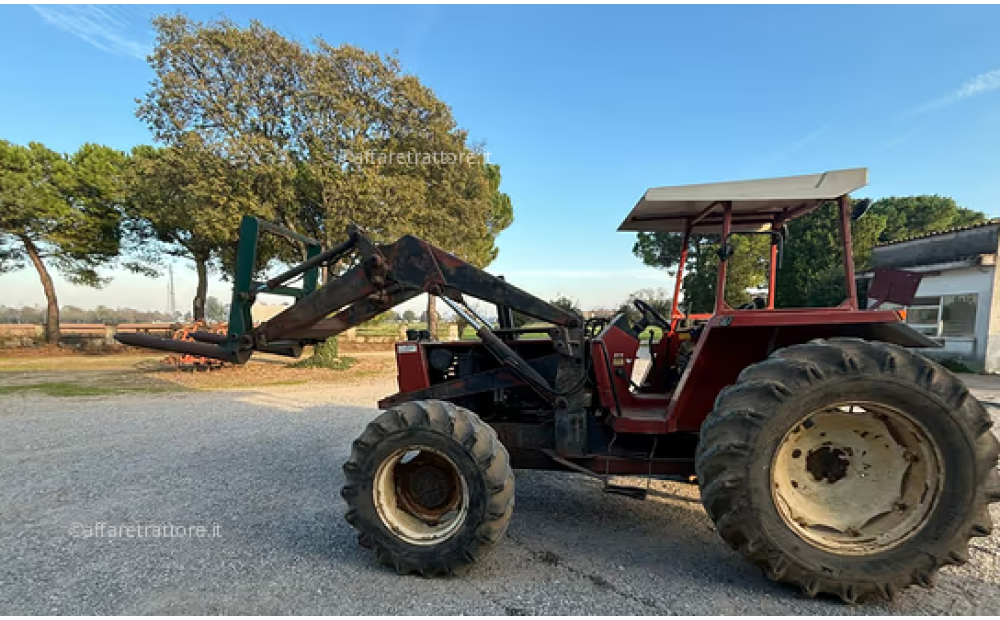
[
  {"left": 696, "top": 338, "right": 1000, "bottom": 603},
  {"left": 342, "top": 400, "right": 514, "bottom": 576}
]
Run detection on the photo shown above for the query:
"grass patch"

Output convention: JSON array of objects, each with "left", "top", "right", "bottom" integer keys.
[
  {"left": 356, "top": 323, "right": 402, "bottom": 337},
  {"left": 290, "top": 356, "right": 356, "bottom": 370},
  {"left": 0, "top": 355, "right": 163, "bottom": 373},
  {"left": 357, "top": 322, "right": 455, "bottom": 339},
  {"left": 0, "top": 381, "right": 176, "bottom": 397}
]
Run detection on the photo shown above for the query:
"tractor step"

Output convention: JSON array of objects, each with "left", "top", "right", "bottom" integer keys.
[
  {"left": 543, "top": 450, "right": 650, "bottom": 500},
  {"left": 602, "top": 483, "right": 648, "bottom": 500}
]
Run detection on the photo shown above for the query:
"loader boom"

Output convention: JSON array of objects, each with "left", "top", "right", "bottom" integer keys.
[{"left": 116, "top": 216, "right": 583, "bottom": 375}]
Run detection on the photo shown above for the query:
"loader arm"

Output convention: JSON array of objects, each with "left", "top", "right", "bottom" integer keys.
[{"left": 116, "top": 216, "right": 582, "bottom": 373}]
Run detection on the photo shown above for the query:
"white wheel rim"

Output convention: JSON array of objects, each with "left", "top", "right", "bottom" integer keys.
[
  {"left": 771, "top": 402, "right": 944, "bottom": 555},
  {"left": 373, "top": 446, "right": 469, "bottom": 546}
]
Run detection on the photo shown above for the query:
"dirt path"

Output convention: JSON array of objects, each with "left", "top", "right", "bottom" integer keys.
[{"left": 0, "top": 350, "right": 397, "bottom": 396}]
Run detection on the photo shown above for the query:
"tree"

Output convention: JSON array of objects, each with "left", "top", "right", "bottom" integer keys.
[
  {"left": 204, "top": 296, "right": 230, "bottom": 323},
  {"left": 402, "top": 309, "right": 417, "bottom": 322},
  {"left": 125, "top": 142, "right": 264, "bottom": 320},
  {"left": 633, "top": 232, "right": 770, "bottom": 314},
  {"left": 617, "top": 287, "right": 673, "bottom": 323},
  {"left": 775, "top": 197, "right": 985, "bottom": 308},
  {"left": 0, "top": 140, "right": 125, "bottom": 343},
  {"left": 549, "top": 295, "right": 581, "bottom": 315},
  {"left": 773, "top": 200, "right": 884, "bottom": 308},
  {"left": 138, "top": 14, "right": 513, "bottom": 332},
  {"left": 870, "top": 196, "right": 986, "bottom": 243}
]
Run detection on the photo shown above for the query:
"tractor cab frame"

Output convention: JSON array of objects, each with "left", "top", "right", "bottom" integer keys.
[{"left": 597, "top": 168, "right": 934, "bottom": 436}]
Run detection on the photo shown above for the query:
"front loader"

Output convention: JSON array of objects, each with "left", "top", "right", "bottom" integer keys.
[{"left": 119, "top": 168, "right": 1000, "bottom": 604}]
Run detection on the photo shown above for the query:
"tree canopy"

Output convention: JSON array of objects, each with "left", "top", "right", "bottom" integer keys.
[
  {"left": 135, "top": 13, "right": 513, "bottom": 325},
  {"left": 633, "top": 232, "right": 770, "bottom": 313},
  {"left": 871, "top": 196, "right": 985, "bottom": 244},
  {"left": 125, "top": 141, "right": 267, "bottom": 319},
  {"left": 0, "top": 140, "right": 126, "bottom": 342},
  {"left": 774, "top": 200, "right": 887, "bottom": 308}
]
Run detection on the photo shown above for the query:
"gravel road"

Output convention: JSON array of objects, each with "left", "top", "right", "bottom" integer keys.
[{"left": 1, "top": 378, "right": 998, "bottom": 614}]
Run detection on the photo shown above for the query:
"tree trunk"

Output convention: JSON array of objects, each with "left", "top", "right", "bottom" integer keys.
[
  {"left": 193, "top": 256, "right": 209, "bottom": 321},
  {"left": 427, "top": 295, "right": 439, "bottom": 340},
  {"left": 21, "top": 235, "right": 60, "bottom": 344}
]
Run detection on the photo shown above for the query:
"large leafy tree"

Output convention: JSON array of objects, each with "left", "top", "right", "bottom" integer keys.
[
  {"left": 870, "top": 196, "right": 986, "bottom": 243},
  {"left": 138, "top": 14, "right": 513, "bottom": 331},
  {"left": 776, "top": 196, "right": 987, "bottom": 308},
  {"left": 0, "top": 140, "right": 125, "bottom": 343},
  {"left": 775, "top": 200, "right": 887, "bottom": 308}
]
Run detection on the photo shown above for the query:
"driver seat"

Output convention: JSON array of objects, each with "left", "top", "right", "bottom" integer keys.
[
  {"left": 630, "top": 350, "right": 654, "bottom": 391},
  {"left": 629, "top": 330, "right": 673, "bottom": 393}
]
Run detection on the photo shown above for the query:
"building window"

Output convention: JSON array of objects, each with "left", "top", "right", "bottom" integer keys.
[
  {"left": 904, "top": 294, "right": 978, "bottom": 338},
  {"left": 942, "top": 294, "right": 977, "bottom": 336}
]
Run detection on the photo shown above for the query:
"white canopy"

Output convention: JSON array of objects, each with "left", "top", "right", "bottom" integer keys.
[{"left": 618, "top": 168, "right": 868, "bottom": 234}]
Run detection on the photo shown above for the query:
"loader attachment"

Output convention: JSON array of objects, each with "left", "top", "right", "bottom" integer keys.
[{"left": 116, "top": 215, "right": 583, "bottom": 372}]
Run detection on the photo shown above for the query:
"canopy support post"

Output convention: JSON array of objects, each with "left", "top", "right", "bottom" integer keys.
[{"left": 714, "top": 202, "right": 733, "bottom": 314}]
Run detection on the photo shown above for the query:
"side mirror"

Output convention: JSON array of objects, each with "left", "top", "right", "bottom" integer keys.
[{"left": 851, "top": 198, "right": 873, "bottom": 221}]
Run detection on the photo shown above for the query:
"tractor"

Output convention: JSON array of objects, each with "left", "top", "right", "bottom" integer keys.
[{"left": 118, "top": 168, "right": 1000, "bottom": 604}]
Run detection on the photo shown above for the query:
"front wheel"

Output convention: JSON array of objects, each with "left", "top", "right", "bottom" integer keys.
[
  {"left": 696, "top": 338, "right": 1000, "bottom": 603},
  {"left": 342, "top": 400, "right": 514, "bottom": 576}
]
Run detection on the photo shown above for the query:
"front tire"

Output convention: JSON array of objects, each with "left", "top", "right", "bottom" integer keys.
[
  {"left": 696, "top": 338, "right": 1000, "bottom": 603},
  {"left": 342, "top": 400, "right": 514, "bottom": 576}
]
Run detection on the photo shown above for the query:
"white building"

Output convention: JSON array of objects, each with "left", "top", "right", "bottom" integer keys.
[{"left": 864, "top": 221, "right": 1000, "bottom": 372}]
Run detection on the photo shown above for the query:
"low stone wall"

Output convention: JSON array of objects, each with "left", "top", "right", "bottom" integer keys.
[
  {"left": 0, "top": 323, "right": 177, "bottom": 351},
  {"left": 0, "top": 324, "right": 43, "bottom": 348},
  {"left": 0, "top": 322, "right": 462, "bottom": 351}
]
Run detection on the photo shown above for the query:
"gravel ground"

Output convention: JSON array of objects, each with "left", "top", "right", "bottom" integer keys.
[{"left": 1, "top": 378, "right": 999, "bottom": 615}]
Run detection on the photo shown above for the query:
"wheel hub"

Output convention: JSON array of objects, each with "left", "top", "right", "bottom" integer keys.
[
  {"left": 394, "top": 452, "right": 462, "bottom": 523},
  {"left": 771, "top": 403, "right": 943, "bottom": 555},
  {"left": 374, "top": 447, "right": 468, "bottom": 545},
  {"left": 805, "top": 445, "right": 852, "bottom": 484}
]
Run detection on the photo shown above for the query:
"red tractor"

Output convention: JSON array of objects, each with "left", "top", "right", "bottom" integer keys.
[{"left": 119, "top": 168, "right": 999, "bottom": 603}]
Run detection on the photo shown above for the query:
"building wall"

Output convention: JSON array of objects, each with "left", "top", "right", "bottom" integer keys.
[
  {"left": 251, "top": 302, "right": 289, "bottom": 324},
  {"left": 904, "top": 266, "right": 995, "bottom": 369}
]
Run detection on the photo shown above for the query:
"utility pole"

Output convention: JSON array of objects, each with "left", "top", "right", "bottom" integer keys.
[{"left": 167, "top": 264, "right": 177, "bottom": 318}]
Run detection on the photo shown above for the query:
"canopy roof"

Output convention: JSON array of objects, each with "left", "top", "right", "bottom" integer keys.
[{"left": 618, "top": 168, "right": 868, "bottom": 234}]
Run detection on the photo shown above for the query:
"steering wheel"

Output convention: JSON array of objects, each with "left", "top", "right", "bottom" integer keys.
[{"left": 633, "top": 299, "right": 670, "bottom": 330}]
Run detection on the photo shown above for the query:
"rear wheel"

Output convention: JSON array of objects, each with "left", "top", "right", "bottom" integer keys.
[
  {"left": 696, "top": 338, "right": 1000, "bottom": 603},
  {"left": 342, "top": 400, "right": 514, "bottom": 576}
]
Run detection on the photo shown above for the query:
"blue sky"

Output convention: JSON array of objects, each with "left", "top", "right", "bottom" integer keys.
[{"left": 3, "top": 5, "right": 1000, "bottom": 314}]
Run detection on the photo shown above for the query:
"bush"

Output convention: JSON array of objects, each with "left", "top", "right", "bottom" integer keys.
[{"left": 290, "top": 338, "right": 355, "bottom": 370}]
